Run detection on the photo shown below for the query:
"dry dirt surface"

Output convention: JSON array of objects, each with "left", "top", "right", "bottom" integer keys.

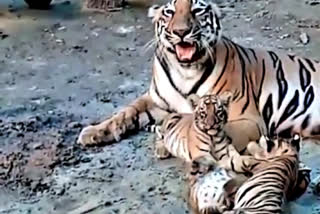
[{"left": 0, "top": 0, "right": 320, "bottom": 213}]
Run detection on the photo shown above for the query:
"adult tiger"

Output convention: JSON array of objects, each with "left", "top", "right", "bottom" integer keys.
[{"left": 77, "top": 0, "right": 320, "bottom": 153}]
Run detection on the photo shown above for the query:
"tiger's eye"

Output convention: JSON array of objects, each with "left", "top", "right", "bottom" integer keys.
[{"left": 164, "top": 9, "right": 174, "bottom": 16}]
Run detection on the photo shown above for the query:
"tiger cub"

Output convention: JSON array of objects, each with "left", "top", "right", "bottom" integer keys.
[
  {"left": 223, "top": 134, "right": 309, "bottom": 214},
  {"left": 152, "top": 92, "right": 257, "bottom": 174},
  {"left": 153, "top": 92, "right": 232, "bottom": 162},
  {"left": 188, "top": 135, "right": 311, "bottom": 214},
  {"left": 188, "top": 155, "right": 247, "bottom": 214}
]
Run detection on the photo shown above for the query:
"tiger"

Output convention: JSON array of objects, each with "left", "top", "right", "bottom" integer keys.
[
  {"left": 77, "top": 0, "right": 320, "bottom": 185},
  {"left": 188, "top": 134, "right": 312, "bottom": 214},
  {"left": 188, "top": 155, "right": 248, "bottom": 214},
  {"left": 153, "top": 92, "right": 231, "bottom": 160},
  {"left": 223, "top": 134, "right": 307, "bottom": 214},
  {"left": 77, "top": 0, "right": 320, "bottom": 149},
  {"left": 152, "top": 92, "right": 261, "bottom": 174}
]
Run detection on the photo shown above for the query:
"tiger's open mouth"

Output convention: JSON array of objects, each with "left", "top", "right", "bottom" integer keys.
[{"left": 175, "top": 42, "right": 197, "bottom": 62}]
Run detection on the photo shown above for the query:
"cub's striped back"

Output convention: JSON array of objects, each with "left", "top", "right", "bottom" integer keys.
[{"left": 224, "top": 134, "right": 308, "bottom": 214}]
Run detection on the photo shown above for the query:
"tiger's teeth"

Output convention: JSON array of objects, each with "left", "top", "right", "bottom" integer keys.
[
  {"left": 175, "top": 43, "right": 196, "bottom": 61},
  {"left": 207, "top": 129, "right": 217, "bottom": 135}
]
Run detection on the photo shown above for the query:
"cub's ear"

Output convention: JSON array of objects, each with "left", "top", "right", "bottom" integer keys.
[
  {"left": 247, "top": 140, "right": 265, "bottom": 158},
  {"left": 291, "top": 133, "right": 301, "bottom": 152},
  {"left": 220, "top": 91, "right": 233, "bottom": 106},
  {"left": 148, "top": 5, "right": 163, "bottom": 22},
  {"left": 258, "top": 135, "right": 275, "bottom": 153}
]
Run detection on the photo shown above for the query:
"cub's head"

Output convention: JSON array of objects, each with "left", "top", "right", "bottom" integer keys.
[
  {"left": 247, "top": 134, "right": 301, "bottom": 160},
  {"left": 148, "top": 0, "right": 222, "bottom": 64},
  {"left": 193, "top": 92, "right": 232, "bottom": 134}
]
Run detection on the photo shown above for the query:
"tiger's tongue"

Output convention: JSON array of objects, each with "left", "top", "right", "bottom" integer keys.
[{"left": 175, "top": 44, "right": 196, "bottom": 61}]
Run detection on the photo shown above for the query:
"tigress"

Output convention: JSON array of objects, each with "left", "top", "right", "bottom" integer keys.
[
  {"left": 77, "top": 0, "right": 320, "bottom": 149},
  {"left": 189, "top": 135, "right": 311, "bottom": 214},
  {"left": 77, "top": 0, "right": 320, "bottom": 187},
  {"left": 224, "top": 134, "right": 306, "bottom": 214}
]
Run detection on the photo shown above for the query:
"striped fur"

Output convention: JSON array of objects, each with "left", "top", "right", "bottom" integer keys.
[
  {"left": 188, "top": 155, "right": 240, "bottom": 214},
  {"left": 78, "top": 2, "right": 320, "bottom": 197},
  {"left": 153, "top": 93, "right": 236, "bottom": 163},
  {"left": 224, "top": 135, "right": 304, "bottom": 214},
  {"left": 153, "top": 93, "right": 260, "bottom": 175},
  {"left": 189, "top": 135, "right": 311, "bottom": 214}
]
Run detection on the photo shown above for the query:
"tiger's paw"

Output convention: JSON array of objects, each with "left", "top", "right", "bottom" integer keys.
[
  {"left": 77, "top": 125, "right": 105, "bottom": 146},
  {"left": 289, "top": 165, "right": 312, "bottom": 200},
  {"left": 77, "top": 121, "right": 122, "bottom": 146},
  {"left": 155, "top": 140, "right": 171, "bottom": 159}
]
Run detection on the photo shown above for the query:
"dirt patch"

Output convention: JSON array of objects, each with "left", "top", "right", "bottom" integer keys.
[{"left": 0, "top": 113, "right": 85, "bottom": 196}]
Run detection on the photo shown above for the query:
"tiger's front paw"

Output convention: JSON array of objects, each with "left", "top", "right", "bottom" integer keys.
[
  {"left": 155, "top": 140, "right": 171, "bottom": 159},
  {"left": 77, "top": 125, "right": 104, "bottom": 146},
  {"left": 77, "top": 122, "right": 121, "bottom": 146}
]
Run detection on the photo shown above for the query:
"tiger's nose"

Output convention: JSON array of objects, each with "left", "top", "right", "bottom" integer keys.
[{"left": 173, "top": 28, "right": 191, "bottom": 38}]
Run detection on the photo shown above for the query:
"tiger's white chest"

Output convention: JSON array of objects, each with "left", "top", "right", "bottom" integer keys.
[{"left": 153, "top": 57, "right": 202, "bottom": 113}]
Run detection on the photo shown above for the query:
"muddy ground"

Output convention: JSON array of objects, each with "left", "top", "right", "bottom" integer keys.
[{"left": 0, "top": 0, "right": 320, "bottom": 213}]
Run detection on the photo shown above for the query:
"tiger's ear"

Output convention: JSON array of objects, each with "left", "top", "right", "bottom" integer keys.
[
  {"left": 247, "top": 140, "right": 265, "bottom": 158},
  {"left": 291, "top": 133, "right": 301, "bottom": 152},
  {"left": 219, "top": 91, "right": 233, "bottom": 106},
  {"left": 258, "top": 135, "right": 275, "bottom": 153},
  {"left": 148, "top": 5, "right": 163, "bottom": 22},
  {"left": 208, "top": 1, "right": 222, "bottom": 18}
]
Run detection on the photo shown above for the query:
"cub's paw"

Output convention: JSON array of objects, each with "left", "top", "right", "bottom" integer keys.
[
  {"left": 155, "top": 140, "right": 171, "bottom": 159},
  {"left": 190, "top": 155, "right": 216, "bottom": 178}
]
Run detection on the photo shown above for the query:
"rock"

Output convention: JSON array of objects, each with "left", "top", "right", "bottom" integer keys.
[
  {"left": 299, "top": 32, "right": 310, "bottom": 45},
  {"left": 148, "top": 186, "right": 155, "bottom": 192},
  {"left": 0, "top": 33, "right": 9, "bottom": 40},
  {"left": 56, "top": 188, "right": 65, "bottom": 196},
  {"left": 57, "top": 26, "right": 67, "bottom": 31},
  {"left": 279, "top": 34, "right": 290, "bottom": 40},
  {"left": 26, "top": 56, "right": 34, "bottom": 61},
  {"left": 67, "top": 122, "right": 82, "bottom": 129},
  {"left": 256, "top": 10, "right": 269, "bottom": 18},
  {"left": 32, "top": 143, "right": 43, "bottom": 150},
  {"left": 55, "top": 39, "right": 65, "bottom": 44},
  {"left": 25, "top": 0, "right": 52, "bottom": 9},
  {"left": 261, "top": 26, "right": 272, "bottom": 31},
  {"left": 306, "top": 0, "right": 320, "bottom": 6},
  {"left": 314, "top": 181, "right": 320, "bottom": 195}
]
